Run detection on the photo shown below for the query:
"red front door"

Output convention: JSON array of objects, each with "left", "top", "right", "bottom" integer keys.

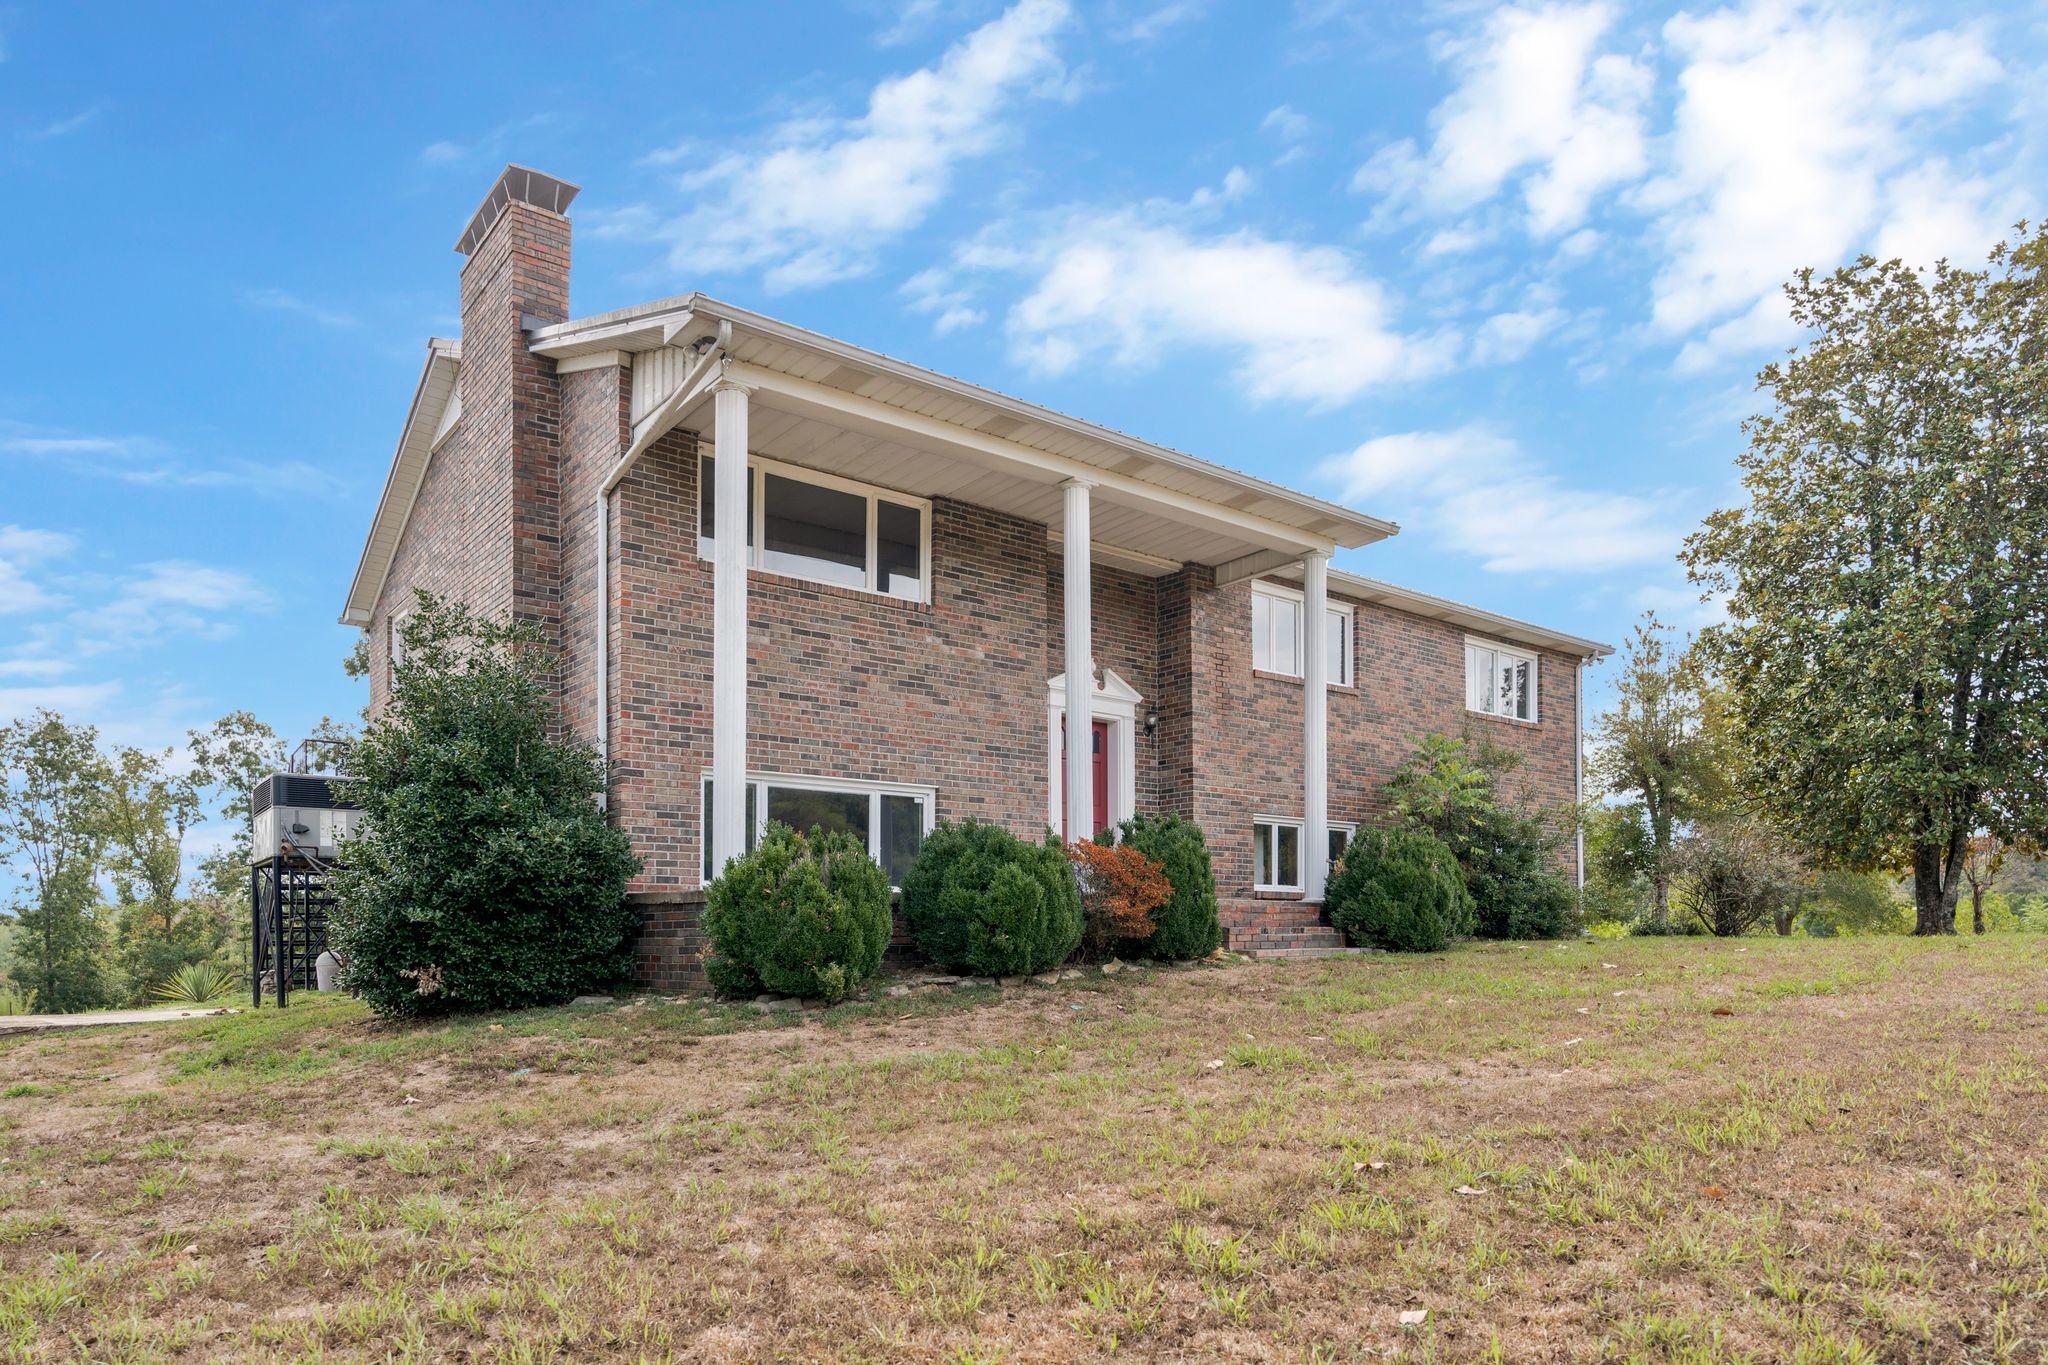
[{"left": 1061, "top": 718, "right": 1112, "bottom": 838}]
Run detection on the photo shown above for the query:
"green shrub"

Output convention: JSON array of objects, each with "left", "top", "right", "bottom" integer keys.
[
  {"left": 1099, "top": 813, "right": 1222, "bottom": 960},
  {"left": 151, "top": 961, "right": 238, "bottom": 1006},
  {"left": 1387, "top": 734, "right": 1577, "bottom": 940},
  {"left": 1462, "top": 803, "right": 1579, "bottom": 940},
  {"left": 899, "top": 820, "right": 1082, "bottom": 976},
  {"left": 702, "top": 823, "right": 892, "bottom": 1002},
  {"left": 1325, "top": 825, "right": 1473, "bottom": 953},
  {"left": 329, "top": 595, "right": 641, "bottom": 1018}
]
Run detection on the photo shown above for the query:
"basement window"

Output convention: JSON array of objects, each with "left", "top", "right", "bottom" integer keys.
[
  {"left": 1250, "top": 582, "right": 1354, "bottom": 686},
  {"left": 1465, "top": 637, "right": 1538, "bottom": 722},
  {"left": 1253, "top": 817, "right": 1356, "bottom": 892},
  {"left": 703, "top": 773, "right": 935, "bottom": 887},
  {"left": 699, "top": 454, "right": 930, "bottom": 603}
]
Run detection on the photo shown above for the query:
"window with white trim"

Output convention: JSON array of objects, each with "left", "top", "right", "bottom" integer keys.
[
  {"left": 1253, "top": 816, "right": 1357, "bottom": 892},
  {"left": 1250, "top": 582, "right": 1353, "bottom": 686},
  {"left": 1465, "top": 638, "right": 1538, "bottom": 722},
  {"left": 386, "top": 609, "right": 411, "bottom": 688},
  {"left": 698, "top": 454, "right": 930, "bottom": 603},
  {"left": 703, "top": 773, "right": 934, "bottom": 886}
]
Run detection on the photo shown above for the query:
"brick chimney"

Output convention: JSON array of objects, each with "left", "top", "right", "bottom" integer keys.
[{"left": 455, "top": 165, "right": 579, "bottom": 643}]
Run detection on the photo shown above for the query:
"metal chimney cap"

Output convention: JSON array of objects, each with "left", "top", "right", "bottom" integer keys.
[{"left": 455, "top": 165, "right": 581, "bottom": 255}]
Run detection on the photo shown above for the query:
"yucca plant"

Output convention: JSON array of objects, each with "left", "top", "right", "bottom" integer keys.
[
  {"left": 151, "top": 962, "right": 238, "bottom": 1006},
  {"left": 0, "top": 985, "right": 37, "bottom": 1016}
]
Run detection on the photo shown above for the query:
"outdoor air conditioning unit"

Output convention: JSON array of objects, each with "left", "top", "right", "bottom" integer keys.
[{"left": 250, "top": 772, "right": 360, "bottom": 864}]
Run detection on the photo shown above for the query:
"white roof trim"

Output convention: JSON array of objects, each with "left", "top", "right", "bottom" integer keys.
[
  {"left": 531, "top": 294, "right": 1397, "bottom": 550},
  {"left": 341, "top": 339, "right": 461, "bottom": 626},
  {"left": 1264, "top": 565, "right": 1612, "bottom": 660}
]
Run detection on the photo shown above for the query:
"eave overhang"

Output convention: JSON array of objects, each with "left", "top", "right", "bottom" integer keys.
[
  {"left": 1264, "top": 563, "right": 1613, "bottom": 660},
  {"left": 340, "top": 339, "right": 461, "bottom": 627}
]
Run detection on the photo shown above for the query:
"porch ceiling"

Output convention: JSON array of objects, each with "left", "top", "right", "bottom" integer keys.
[
  {"left": 532, "top": 294, "right": 1398, "bottom": 573},
  {"left": 669, "top": 384, "right": 1277, "bottom": 571}
]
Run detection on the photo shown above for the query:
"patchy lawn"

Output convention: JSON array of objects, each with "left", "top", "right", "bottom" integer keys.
[{"left": 3, "top": 936, "right": 2047, "bottom": 1363}]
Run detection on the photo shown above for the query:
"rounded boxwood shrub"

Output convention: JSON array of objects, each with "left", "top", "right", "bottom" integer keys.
[
  {"left": 1100, "top": 813, "right": 1222, "bottom": 960},
  {"left": 702, "top": 822, "right": 892, "bottom": 1003},
  {"left": 899, "top": 819, "right": 1082, "bottom": 976},
  {"left": 1325, "top": 825, "right": 1473, "bottom": 953}
]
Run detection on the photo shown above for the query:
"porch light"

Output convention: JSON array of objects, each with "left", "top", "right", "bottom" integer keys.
[{"left": 1144, "top": 709, "right": 1159, "bottom": 737}]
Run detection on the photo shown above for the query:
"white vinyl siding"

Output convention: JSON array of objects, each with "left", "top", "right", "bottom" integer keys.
[
  {"left": 698, "top": 453, "right": 931, "bottom": 604},
  {"left": 1465, "top": 638, "right": 1538, "bottom": 722},
  {"left": 1250, "top": 582, "right": 1353, "bottom": 686}
]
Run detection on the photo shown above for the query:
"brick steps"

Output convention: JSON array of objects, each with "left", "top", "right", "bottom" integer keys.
[{"left": 1218, "top": 897, "right": 1357, "bottom": 959}]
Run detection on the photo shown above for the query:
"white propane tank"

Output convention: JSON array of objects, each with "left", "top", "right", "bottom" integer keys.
[{"left": 315, "top": 951, "right": 341, "bottom": 992}]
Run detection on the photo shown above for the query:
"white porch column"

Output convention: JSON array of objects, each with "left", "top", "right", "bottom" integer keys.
[
  {"left": 1302, "top": 550, "right": 1330, "bottom": 901},
  {"left": 710, "top": 378, "right": 752, "bottom": 878},
  {"left": 1062, "top": 478, "right": 1095, "bottom": 842}
]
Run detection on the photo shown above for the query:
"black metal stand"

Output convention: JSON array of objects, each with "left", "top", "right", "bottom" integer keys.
[{"left": 250, "top": 854, "right": 334, "bottom": 1008}]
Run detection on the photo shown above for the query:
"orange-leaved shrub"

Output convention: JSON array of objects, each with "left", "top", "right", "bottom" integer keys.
[{"left": 1066, "top": 840, "right": 1171, "bottom": 961}]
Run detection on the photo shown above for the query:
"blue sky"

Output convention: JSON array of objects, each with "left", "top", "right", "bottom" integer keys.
[{"left": 1, "top": 0, "right": 2040, "bottom": 785}]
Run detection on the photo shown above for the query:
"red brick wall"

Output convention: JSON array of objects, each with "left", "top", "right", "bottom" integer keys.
[
  {"left": 1185, "top": 576, "right": 1584, "bottom": 898},
  {"left": 369, "top": 200, "right": 572, "bottom": 710},
  {"left": 607, "top": 437, "right": 1079, "bottom": 890}
]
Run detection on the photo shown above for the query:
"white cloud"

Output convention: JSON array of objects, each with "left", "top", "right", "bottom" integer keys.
[
  {"left": 902, "top": 266, "right": 986, "bottom": 333},
  {"left": 0, "top": 681, "right": 123, "bottom": 721},
  {"left": 614, "top": 0, "right": 1072, "bottom": 291},
  {"left": 75, "top": 561, "right": 273, "bottom": 656},
  {"left": 992, "top": 207, "right": 1452, "bottom": 405},
  {"left": 1358, "top": 2, "right": 1649, "bottom": 236},
  {"left": 0, "top": 658, "right": 74, "bottom": 680},
  {"left": 241, "top": 287, "right": 358, "bottom": 330},
  {"left": 1317, "top": 424, "right": 1686, "bottom": 573},
  {"left": 1470, "top": 305, "right": 1568, "bottom": 364},
  {"left": 415, "top": 114, "right": 559, "bottom": 170},
  {"left": 23, "top": 104, "right": 105, "bottom": 140},
  {"left": 0, "top": 526, "right": 74, "bottom": 616},
  {"left": 1629, "top": 579, "right": 1728, "bottom": 633},
  {"left": 1645, "top": 3, "right": 2007, "bottom": 366},
  {"left": 2, "top": 422, "right": 349, "bottom": 498},
  {"left": 1118, "top": 0, "right": 1211, "bottom": 44},
  {"left": 1262, "top": 104, "right": 1313, "bottom": 144}
]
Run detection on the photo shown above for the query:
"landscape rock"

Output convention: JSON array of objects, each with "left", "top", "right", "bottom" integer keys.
[{"left": 570, "top": 995, "right": 613, "bottom": 1006}]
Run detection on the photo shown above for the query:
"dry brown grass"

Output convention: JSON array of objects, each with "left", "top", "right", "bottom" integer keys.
[{"left": 3, "top": 934, "right": 2047, "bottom": 1362}]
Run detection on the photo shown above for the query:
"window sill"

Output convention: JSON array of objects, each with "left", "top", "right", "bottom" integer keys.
[
  {"left": 1251, "top": 888, "right": 1306, "bottom": 900},
  {"left": 1464, "top": 707, "right": 1540, "bottom": 727},
  {"left": 1251, "top": 669, "right": 1358, "bottom": 692},
  {"left": 700, "top": 554, "right": 935, "bottom": 614}
]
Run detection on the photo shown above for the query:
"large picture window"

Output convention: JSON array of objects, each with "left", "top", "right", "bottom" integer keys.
[
  {"left": 703, "top": 773, "right": 935, "bottom": 886},
  {"left": 1465, "top": 638, "right": 1538, "bottom": 722},
  {"left": 699, "top": 454, "right": 930, "bottom": 603},
  {"left": 1253, "top": 816, "right": 1355, "bottom": 892},
  {"left": 1250, "top": 582, "right": 1353, "bottom": 686}
]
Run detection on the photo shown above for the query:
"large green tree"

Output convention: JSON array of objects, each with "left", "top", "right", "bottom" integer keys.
[
  {"left": 1588, "top": 613, "right": 1718, "bottom": 930},
  {"left": 1686, "top": 230, "right": 2048, "bottom": 934},
  {"left": 0, "top": 711, "right": 118, "bottom": 1011},
  {"left": 329, "top": 594, "right": 639, "bottom": 1017}
]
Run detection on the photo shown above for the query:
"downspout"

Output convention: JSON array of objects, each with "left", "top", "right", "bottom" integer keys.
[
  {"left": 1575, "top": 657, "right": 1585, "bottom": 893},
  {"left": 595, "top": 489, "right": 610, "bottom": 811}
]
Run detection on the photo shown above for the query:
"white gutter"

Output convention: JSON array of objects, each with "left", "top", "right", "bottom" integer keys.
[
  {"left": 595, "top": 490, "right": 610, "bottom": 811},
  {"left": 1575, "top": 658, "right": 1586, "bottom": 892}
]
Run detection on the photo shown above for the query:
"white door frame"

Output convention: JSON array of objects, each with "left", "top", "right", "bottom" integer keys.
[{"left": 1046, "top": 667, "right": 1142, "bottom": 838}]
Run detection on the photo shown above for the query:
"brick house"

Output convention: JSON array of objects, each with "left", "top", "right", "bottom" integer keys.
[{"left": 342, "top": 167, "right": 1611, "bottom": 986}]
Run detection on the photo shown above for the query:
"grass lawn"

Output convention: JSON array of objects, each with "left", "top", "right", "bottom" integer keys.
[{"left": 3, "top": 936, "right": 2046, "bottom": 1362}]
